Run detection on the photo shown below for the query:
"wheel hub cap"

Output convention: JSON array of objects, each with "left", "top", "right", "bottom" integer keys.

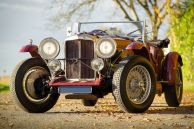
[
  {"left": 23, "top": 66, "right": 50, "bottom": 102},
  {"left": 126, "top": 65, "right": 151, "bottom": 104}
]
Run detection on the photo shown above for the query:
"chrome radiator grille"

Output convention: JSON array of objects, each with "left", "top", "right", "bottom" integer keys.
[{"left": 65, "top": 39, "right": 95, "bottom": 80}]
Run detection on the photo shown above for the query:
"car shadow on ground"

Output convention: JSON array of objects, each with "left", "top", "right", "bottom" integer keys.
[
  {"left": 46, "top": 110, "right": 123, "bottom": 114},
  {"left": 47, "top": 105, "right": 194, "bottom": 115},
  {"left": 147, "top": 105, "right": 194, "bottom": 114}
]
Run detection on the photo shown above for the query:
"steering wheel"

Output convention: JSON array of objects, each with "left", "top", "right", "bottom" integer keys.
[
  {"left": 88, "top": 29, "right": 108, "bottom": 36},
  {"left": 127, "top": 28, "right": 141, "bottom": 36}
]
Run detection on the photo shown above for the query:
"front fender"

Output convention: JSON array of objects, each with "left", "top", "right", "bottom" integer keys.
[
  {"left": 163, "top": 52, "right": 183, "bottom": 86},
  {"left": 20, "top": 44, "right": 41, "bottom": 58},
  {"left": 125, "top": 42, "right": 144, "bottom": 50},
  {"left": 124, "top": 42, "right": 150, "bottom": 61}
]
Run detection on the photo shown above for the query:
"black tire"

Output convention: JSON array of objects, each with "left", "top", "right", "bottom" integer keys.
[
  {"left": 112, "top": 56, "right": 156, "bottom": 113},
  {"left": 82, "top": 99, "right": 97, "bottom": 106},
  {"left": 10, "top": 58, "right": 59, "bottom": 113},
  {"left": 164, "top": 63, "right": 183, "bottom": 107}
]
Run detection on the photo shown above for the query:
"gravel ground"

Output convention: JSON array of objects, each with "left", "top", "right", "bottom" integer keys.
[{"left": 0, "top": 91, "right": 194, "bottom": 129}]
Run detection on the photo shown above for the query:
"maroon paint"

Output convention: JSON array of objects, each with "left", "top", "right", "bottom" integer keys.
[
  {"left": 125, "top": 42, "right": 144, "bottom": 50},
  {"left": 163, "top": 52, "right": 179, "bottom": 86},
  {"left": 125, "top": 42, "right": 157, "bottom": 74},
  {"left": 49, "top": 78, "right": 101, "bottom": 87},
  {"left": 149, "top": 44, "right": 164, "bottom": 76},
  {"left": 20, "top": 44, "right": 38, "bottom": 52},
  {"left": 20, "top": 44, "right": 40, "bottom": 58}
]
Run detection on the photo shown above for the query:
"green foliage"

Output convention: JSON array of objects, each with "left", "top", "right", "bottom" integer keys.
[
  {"left": 185, "top": 86, "right": 194, "bottom": 92},
  {"left": 169, "top": 1, "right": 194, "bottom": 83},
  {"left": 0, "top": 83, "right": 9, "bottom": 93},
  {"left": 184, "top": 84, "right": 194, "bottom": 92}
]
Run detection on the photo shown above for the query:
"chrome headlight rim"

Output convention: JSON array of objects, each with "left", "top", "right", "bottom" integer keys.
[
  {"left": 39, "top": 37, "right": 60, "bottom": 60},
  {"left": 91, "top": 58, "right": 104, "bottom": 72},
  {"left": 95, "top": 37, "right": 117, "bottom": 59}
]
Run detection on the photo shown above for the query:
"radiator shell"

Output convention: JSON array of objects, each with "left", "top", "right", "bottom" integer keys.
[{"left": 65, "top": 39, "right": 95, "bottom": 80}]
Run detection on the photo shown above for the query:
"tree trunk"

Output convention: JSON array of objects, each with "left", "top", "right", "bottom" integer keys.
[{"left": 153, "top": 25, "right": 158, "bottom": 41}]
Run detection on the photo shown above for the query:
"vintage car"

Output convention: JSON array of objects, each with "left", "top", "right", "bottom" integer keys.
[{"left": 11, "top": 21, "right": 183, "bottom": 113}]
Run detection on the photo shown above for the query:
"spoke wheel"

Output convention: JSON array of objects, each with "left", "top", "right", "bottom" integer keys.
[
  {"left": 164, "top": 63, "right": 183, "bottom": 107},
  {"left": 175, "top": 68, "right": 183, "bottom": 103},
  {"left": 112, "top": 56, "right": 156, "bottom": 113},
  {"left": 126, "top": 65, "right": 151, "bottom": 104}
]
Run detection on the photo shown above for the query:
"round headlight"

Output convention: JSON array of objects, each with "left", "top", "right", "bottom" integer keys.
[
  {"left": 39, "top": 37, "right": 60, "bottom": 59},
  {"left": 95, "top": 37, "right": 117, "bottom": 58},
  {"left": 91, "top": 58, "right": 104, "bottom": 72},
  {"left": 47, "top": 59, "right": 61, "bottom": 72}
]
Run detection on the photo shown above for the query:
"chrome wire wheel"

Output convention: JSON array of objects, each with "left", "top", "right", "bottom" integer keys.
[
  {"left": 175, "top": 66, "right": 183, "bottom": 103},
  {"left": 22, "top": 66, "right": 51, "bottom": 103},
  {"left": 126, "top": 65, "right": 151, "bottom": 104},
  {"left": 164, "top": 63, "right": 183, "bottom": 107},
  {"left": 112, "top": 56, "right": 156, "bottom": 113}
]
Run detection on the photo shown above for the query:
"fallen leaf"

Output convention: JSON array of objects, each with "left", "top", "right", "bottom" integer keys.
[
  {"left": 143, "top": 118, "right": 151, "bottom": 122},
  {"left": 8, "top": 122, "right": 14, "bottom": 127},
  {"left": 0, "top": 116, "right": 6, "bottom": 119},
  {"left": 128, "top": 116, "right": 132, "bottom": 119},
  {"left": 186, "top": 126, "right": 192, "bottom": 129},
  {"left": 129, "top": 125, "right": 135, "bottom": 128}
]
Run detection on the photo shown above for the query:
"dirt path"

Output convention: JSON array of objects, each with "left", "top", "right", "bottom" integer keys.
[{"left": 0, "top": 92, "right": 194, "bottom": 129}]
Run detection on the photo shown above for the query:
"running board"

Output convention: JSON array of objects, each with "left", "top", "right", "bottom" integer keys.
[
  {"left": 58, "top": 86, "right": 92, "bottom": 94},
  {"left": 65, "top": 94, "right": 97, "bottom": 100}
]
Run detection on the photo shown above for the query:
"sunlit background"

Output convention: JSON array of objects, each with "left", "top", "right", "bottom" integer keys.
[{"left": 0, "top": 0, "right": 170, "bottom": 76}]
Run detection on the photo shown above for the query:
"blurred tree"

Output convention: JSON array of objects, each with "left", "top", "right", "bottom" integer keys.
[
  {"left": 50, "top": 0, "right": 179, "bottom": 40},
  {"left": 169, "top": 0, "right": 194, "bottom": 83}
]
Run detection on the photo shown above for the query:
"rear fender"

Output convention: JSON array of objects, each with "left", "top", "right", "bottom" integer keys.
[
  {"left": 20, "top": 44, "right": 41, "bottom": 58},
  {"left": 163, "top": 52, "right": 183, "bottom": 86}
]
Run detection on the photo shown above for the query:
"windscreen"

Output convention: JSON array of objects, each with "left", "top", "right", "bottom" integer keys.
[{"left": 78, "top": 21, "right": 144, "bottom": 40}]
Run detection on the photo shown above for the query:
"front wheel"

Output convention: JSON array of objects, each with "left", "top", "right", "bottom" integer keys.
[
  {"left": 164, "top": 63, "right": 183, "bottom": 107},
  {"left": 112, "top": 56, "right": 156, "bottom": 113},
  {"left": 10, "top": 58, "right": 59, "bottom": 113}
]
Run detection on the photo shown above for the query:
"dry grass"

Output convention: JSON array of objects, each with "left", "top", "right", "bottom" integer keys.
[
  {"left": 0, "top": 76, "right": 10, "bottom": 93},
  {"left": 0, "top": 76, "right": 10, "bottom": 84}
]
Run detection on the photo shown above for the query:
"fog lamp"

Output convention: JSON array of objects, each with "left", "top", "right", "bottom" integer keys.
[
  {"left": 91, "top": 58, "right": 104, "bottom": 72},
  {"left": 48, "top": 59, "right": 61, "bottom": 72}
]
